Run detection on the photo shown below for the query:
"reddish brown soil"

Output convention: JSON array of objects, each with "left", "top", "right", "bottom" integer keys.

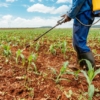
[{"left": 0, "top": 40, "right": 100, "bottom": 100}]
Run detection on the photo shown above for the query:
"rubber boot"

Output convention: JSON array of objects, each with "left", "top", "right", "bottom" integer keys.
[{"left": 78, "top": 51, "right": 95, "bottom": 70}]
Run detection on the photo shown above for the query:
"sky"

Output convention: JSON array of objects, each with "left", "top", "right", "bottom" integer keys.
[{"left": 0, "top": 0, "right": 99, "bottom": 28}]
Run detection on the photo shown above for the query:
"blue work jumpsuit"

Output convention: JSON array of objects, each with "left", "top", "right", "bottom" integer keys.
[{"left": 66, "top": 0, "right": 99, "bottom": 54}]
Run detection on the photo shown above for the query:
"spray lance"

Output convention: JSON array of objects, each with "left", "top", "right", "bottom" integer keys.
[
  {"left": 34, "top": 18, "right": 66, "bottom": 41},
  {"left": 25, "top": 17, "right": 66, "bottom": 48}
]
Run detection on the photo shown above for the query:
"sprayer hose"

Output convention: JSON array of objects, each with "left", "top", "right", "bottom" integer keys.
[{"left": 76, "top": 17, "right": 100, "bottom": 27}]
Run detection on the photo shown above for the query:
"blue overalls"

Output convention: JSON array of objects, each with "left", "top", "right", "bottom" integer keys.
[
  {"left": 73, "top": 11, "right": 94, "bottom": 54},
  {"left": 66, "top": 0, "right": 99, "bottom": 54}
]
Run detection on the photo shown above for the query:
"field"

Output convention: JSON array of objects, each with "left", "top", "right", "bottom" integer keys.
[{"left": 0, "top": 28, "right": 100, "bottom": 100}]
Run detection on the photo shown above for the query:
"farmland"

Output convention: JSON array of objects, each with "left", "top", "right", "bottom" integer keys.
[{"left": 0, "top": 28, "right": 100, "bottom": 100}]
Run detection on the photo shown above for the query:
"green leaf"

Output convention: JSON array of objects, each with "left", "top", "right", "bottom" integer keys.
[
  {"left": 93, "top": 68, "right": 100, "bottom": 79},
  {"left": 87, "top": 69, "right": 94, "bottom": 83},
  {"left": 61, "top": 41, "right": 67, "bottom": 54},
  {"left": 80, "top": 59, "right": 93, "bottom": 70},
  {"left": 74, "top": 70, "right": 80, "bottom": 79},
  {"left": 88, "top": 85, "right": 95, "bottom": 100},
  {"left": 16, "top": 49, "right": 22, "bottom": 56},
  {"left": 35, "top": 41, "right": 40, "bottom": 51},
  {"left": 60, "top": 61, "right": 68, "bottom": 74},
  {"left": 28, "top": 53, "right": 37, "bottom": 62},
  {"left": 85, "top": 59, "right": 93, "bottom": 70},
  {"left": 81, "top": 70, "right": 91, "bottom": 85},
  {"left": 20, "top": 54, "right": 25, "bottom": 59},
  {"left": 49, "top": 44, "right": 56, "bottom": 55}
]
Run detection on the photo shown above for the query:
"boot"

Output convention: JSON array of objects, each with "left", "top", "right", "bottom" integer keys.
[{"left": 78, "top": 51, "right": 95, "bottom": 70}]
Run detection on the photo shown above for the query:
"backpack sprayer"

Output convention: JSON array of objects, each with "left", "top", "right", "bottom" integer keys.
[
  {"left": 76, "top": 0, "right": 100, "bottom": 26},
  {"left": 92, "top": 0, "right": 100, "bottom": 11}
]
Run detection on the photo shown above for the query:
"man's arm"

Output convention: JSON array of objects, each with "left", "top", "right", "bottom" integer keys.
[{"left": 67, "top": 0, "right": 86, "bottom": 18}]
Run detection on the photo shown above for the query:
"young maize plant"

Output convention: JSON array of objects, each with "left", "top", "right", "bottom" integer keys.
[
  {"left": 24, "top": 53, "right": 38, "bottom": 86},
  {"left": 35, "top": 41, "right": 40, "bottom": 51},
  {"left": 50, "top": 61, "right": 69, "bottom": 84},
  {"left": 27, "top": 53, "right": 39, "bottom": 74},
  {"left": 49, "top": 44, "right": 56, "bottom": 55},
  {"left": 15, "top": 49, "right": 25, "bottom": 64},
  {"left": 3, "top": 44, "right": 12, "bottom": 57},
  {"left": 2, "top": 44, "right": 12, "bottom": 63},
  {"left": 60, "top": 40, "right": 67, "bottom": 59},
  {"left": 81, "top": 59, "right": 100, "bottom": 100}
]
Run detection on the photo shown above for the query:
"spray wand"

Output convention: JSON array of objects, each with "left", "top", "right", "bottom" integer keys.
[
  {"left": 34, "top": 18, "right": 65, "bottom": 41},
  {"left": 25, "top": 17, "right": 66, "bottom": 48}
]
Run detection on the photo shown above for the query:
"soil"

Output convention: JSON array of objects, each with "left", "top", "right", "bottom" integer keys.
[{"left": 0, "top": 39, "right": 100, "bottom": 100}]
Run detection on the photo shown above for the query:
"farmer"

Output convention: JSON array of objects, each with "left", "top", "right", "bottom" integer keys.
[{"left": 62, "top": 0, "right": 100, "bottom": 69}]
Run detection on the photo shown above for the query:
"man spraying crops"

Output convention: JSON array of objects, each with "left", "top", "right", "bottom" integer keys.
[{"left": 61, "top": 0, "right": 100, "bottom": 70}]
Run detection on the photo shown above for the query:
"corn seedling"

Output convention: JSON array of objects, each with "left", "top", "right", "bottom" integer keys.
[
  {"left": 28, "top": 54, "right": 35, "bottom": 65},
  {"left": 50, "top": 61, "right": 69, "bottom": 84},
  {"left": 49, "top": 44, "right": 56, "bottom": 55},
  {"left": 15, "top": 49, "right": 25, "bottom": 64},
  {"left": 35, "top": 41, "right": 40, "bottom": 51},
  {"left": 2, "top": 44, "right": 12, "bottom": 63},
  {"left": 81, "top": 59, "right": 100, "bottom": 100},
  {"left": 60, "top": 40, "right": 67, "bottom": 59},
  {"left": 27, "top": 53, "right": 39, "bottom": 74},
  {"left": 28, "top": 53, "right": 37, "bottom": 64},
  {"left": 2, "top": 44, "right": 11, "bottom": 57}
]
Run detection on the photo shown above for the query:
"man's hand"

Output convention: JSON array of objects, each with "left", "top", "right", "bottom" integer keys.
[{"left": 61, "top": 14, "right": 71, "bottom": 23}]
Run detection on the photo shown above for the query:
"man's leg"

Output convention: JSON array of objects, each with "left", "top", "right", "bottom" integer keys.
[{"left": 73, "top": 11, "right": 95, "bottom": 69}]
